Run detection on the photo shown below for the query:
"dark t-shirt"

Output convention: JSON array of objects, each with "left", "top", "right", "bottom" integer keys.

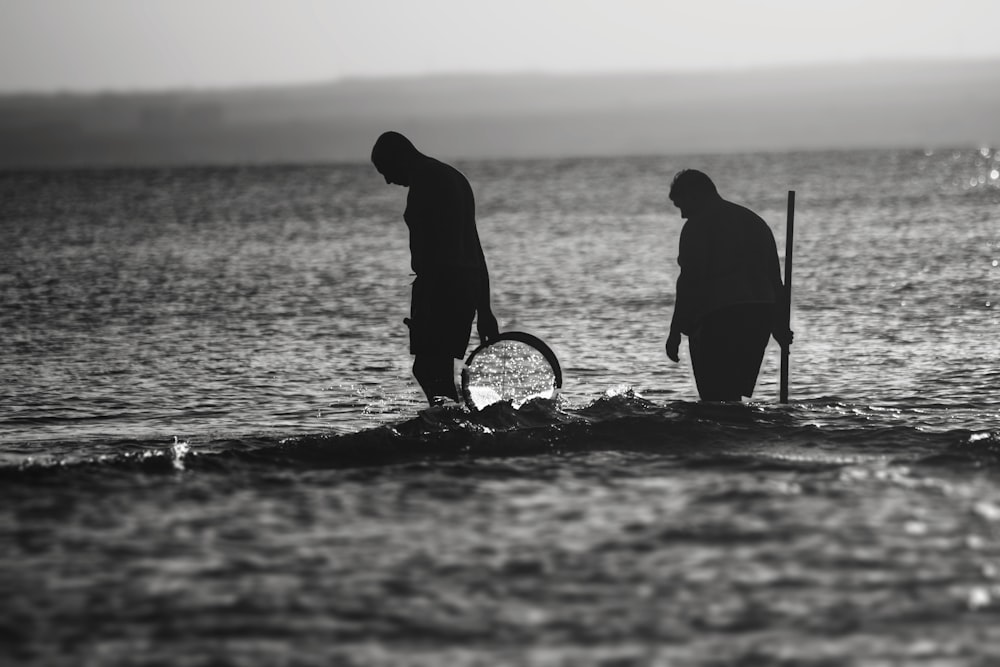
[
  {"left": 403, "top": 156, "right": 488, "bottom": 357},
  {"left": 404, "top": 157, "right": 484, "bottom": 277},
  {"left": 672, "top": 198, "right": 782, "bottom": 335}
]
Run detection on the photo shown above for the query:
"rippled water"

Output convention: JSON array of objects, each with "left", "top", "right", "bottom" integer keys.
[{"left": 2, "top": 149, "right": 1000, "bottom": 665}]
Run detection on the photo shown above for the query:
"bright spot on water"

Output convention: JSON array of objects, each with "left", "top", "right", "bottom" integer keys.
[
  {"left": 970, "top": 177, "right": 979, "bottom": 187},
  {"left": 980, "top": 146, "right": 992, "bottom": 157},
  {"left": 974, "top": 501, "right": 1000, "bottom": 521},
  {"left": 604, "top": 384, "right": 635, "bottom": 398},
  {"left": 991, "top": 169, "right": 999, "bottom": 180},
  {"left": 968, "top": 587, "right": 992, "bottom": 610},
  {"left": 171, "top": 436, "right": 191, "bottom": 471}
]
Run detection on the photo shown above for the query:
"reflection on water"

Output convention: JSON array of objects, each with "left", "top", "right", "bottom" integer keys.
[
  {"left": 2, "top": 150, "right": 999, "bottom": 440},
  {"left": 2, "top": 149, "right": 1000, "bottom": 665},
  {"left": 463, "top": 338, "right": 560, "bottom": 409}
]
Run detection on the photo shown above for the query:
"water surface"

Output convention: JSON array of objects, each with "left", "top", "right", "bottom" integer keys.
[{"left": 2, "top": 148, "right": 1000, "bottom": 665}]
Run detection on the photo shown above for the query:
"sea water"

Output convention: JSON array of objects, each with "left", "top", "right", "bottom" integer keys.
[{"left": 2, "top": 149, "right": 1000, "bottom": 665}]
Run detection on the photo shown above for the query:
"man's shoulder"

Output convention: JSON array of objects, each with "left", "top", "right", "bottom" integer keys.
[
  {"left": 720, "top": 198, "right": 755, "bottom": 215},
  {"left": 417, "top": 156, "right": 463, "bottom": 176},
  {"left": 412, "top": 157, "right": 467, "bottom": 188},
  {"left": 719, "top": 199, "right": 767, "bottom": 225}
]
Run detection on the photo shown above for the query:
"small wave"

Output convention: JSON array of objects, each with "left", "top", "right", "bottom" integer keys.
[
  {"left": 2, "top": 394, "right": 994, "bottom": 481},
  {"left": 918, "top": 430, "right": 1000, "bottom": 467}
]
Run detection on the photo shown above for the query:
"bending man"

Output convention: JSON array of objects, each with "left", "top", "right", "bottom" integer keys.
[
  {"left": 665, "top": 170, "right": 792, "bottom": 401},
  {"left": 372, "top": 131, "right": 500, "bottom": 405}
]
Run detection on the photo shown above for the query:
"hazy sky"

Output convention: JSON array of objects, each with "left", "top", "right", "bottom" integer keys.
[{"left": 3, "top": 0, "right": 1000, "bottom": 92}]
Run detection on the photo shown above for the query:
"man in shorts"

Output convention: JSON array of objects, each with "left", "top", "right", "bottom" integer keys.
[
  {"left": 372, "top": 131, "right": 500, "bottom": 405},
  {"left": 665, "top": 170, "right": 793, "bottom": 401}
]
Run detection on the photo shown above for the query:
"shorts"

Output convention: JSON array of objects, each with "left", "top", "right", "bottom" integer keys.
[
  {"left": 689, "top": 302, "right": 773, "bottom": 400},
  {"left": 408, "top": 272, "right": 478, "bottom": 359}
]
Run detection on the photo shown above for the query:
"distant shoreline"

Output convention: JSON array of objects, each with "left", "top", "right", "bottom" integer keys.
[{"left": 1, "top": 59, "right": 998, "bottom": 169}]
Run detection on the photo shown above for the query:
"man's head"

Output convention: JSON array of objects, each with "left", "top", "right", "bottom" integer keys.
[
  {"left": 669, "top": 169, "right": 720, "bottom": 219},
  {"left": 372, "top": 131, "right": 420, "bottom": 186}
]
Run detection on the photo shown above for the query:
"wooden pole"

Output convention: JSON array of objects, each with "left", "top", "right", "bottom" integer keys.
[{"left": 779, "top": 190, "right": 795, "bottom": 403}]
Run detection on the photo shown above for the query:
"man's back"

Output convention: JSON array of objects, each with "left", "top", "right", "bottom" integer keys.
[
  {"left": 677, "top": 198, "right": 781, "bottom": 327},
  {"left": 404, "top": 157, "right": 481, "bottom": 276}
]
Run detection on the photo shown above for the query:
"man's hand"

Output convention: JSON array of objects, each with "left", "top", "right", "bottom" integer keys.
[
  {"left": 477, "top": 309, "right": 500, "bottom": 345},
  {"left": 665, "top": 330, "right": 681, "bottom": 363},
  {"left": 773, "top": 327, "right": 794, "bottom": 349}
]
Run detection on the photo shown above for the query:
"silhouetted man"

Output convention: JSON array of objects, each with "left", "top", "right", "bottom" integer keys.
[
  {"left": 372, "top": 131, "right": 500, "bottom": 405},
  {"left": 665, "top": 170, "right": 792, "bottom": 401}
]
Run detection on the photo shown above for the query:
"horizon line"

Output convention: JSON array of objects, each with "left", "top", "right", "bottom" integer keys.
[{"left": 2, "top": 55, "right": 999, "bottom": 99}]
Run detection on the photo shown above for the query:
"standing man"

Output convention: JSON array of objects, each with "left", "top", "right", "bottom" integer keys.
[
  {"left": 372, "top": 131, "right": 500, "bottom": 405},
  {"left": 665, "top": 169, "right": 793, "bottom": 401}
]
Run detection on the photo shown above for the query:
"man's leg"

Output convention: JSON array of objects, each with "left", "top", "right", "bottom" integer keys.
[
  {"left": 691, "top": 304, "right": 773, "bottom": 401},
  {"left": 412, "top": 354, "right": 458, "bottom": 405},
  {"left": 689, "top": 310, "right": 743, "bottom": 402},
  {"left": 733, "top": 304, "right": 772, "bottom": 398},
  {"left": 691, "top": 352, "right": 742, "bottom": 401}
]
